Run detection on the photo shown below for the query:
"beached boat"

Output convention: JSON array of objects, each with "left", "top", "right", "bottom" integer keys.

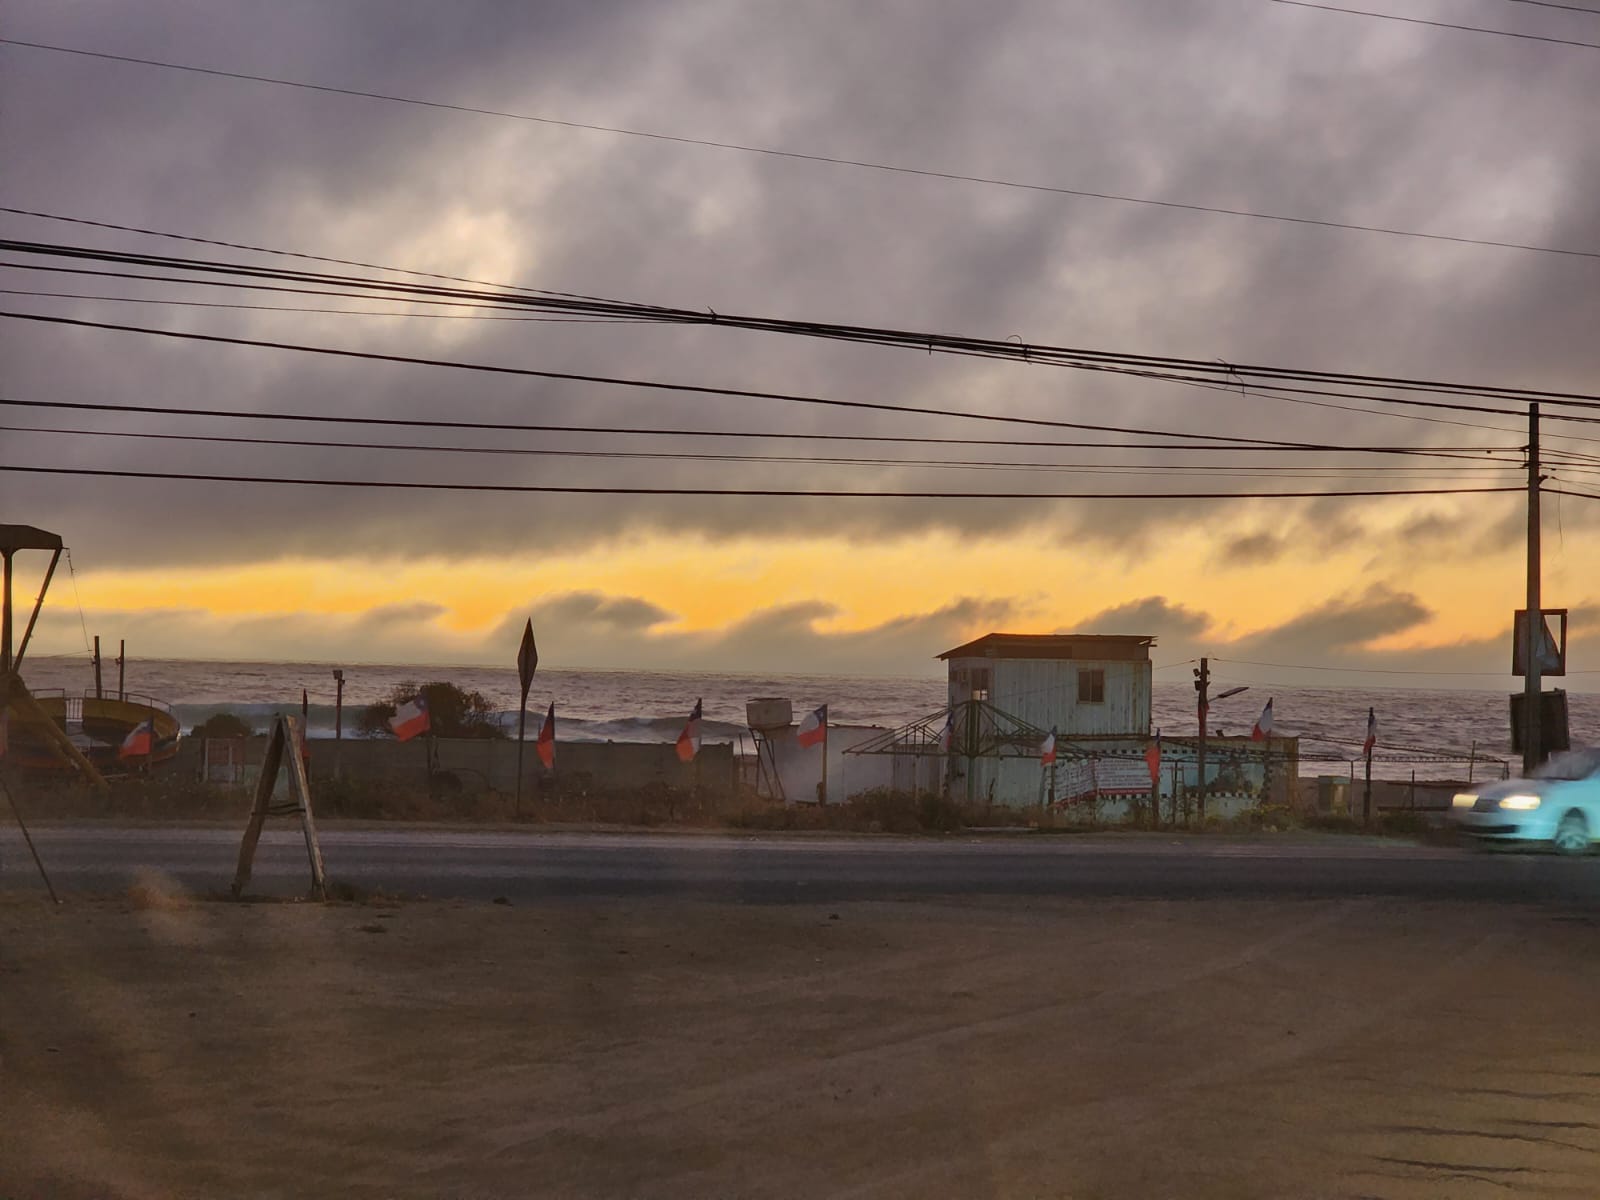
[{"left": 8, "top": 688, "right": 183, "bottom": 772}]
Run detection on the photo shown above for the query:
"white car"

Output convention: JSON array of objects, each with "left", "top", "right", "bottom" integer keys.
[{"left": 1452, "top": 747, "right": 1600, "bottom": 854}]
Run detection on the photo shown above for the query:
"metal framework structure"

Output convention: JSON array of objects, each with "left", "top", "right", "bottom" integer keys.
[{"left": 0, "top": 524, "right": 106, "bottom": 788}]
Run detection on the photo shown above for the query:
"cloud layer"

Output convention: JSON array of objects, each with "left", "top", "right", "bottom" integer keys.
[{"left": 3, "top": 0, "right": 1597, "bottom": 676}]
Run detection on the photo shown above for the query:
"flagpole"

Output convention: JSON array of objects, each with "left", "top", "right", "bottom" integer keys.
[
  {"left": 1363, "top": 708, "right": 1374, "bottom": 828},
  {"left": 820, "top": 708, "right": 828, "bottom": 806},
  {"left": 516, "top": 702, "right": 527, "bottom": 818}
]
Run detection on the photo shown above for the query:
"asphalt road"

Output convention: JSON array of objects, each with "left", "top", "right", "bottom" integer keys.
[{"left": 6, "top": 824, "right": 1600, "bottom": 903}]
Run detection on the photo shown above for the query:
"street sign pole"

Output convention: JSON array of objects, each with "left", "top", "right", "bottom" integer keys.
[{"left": 516, "top": 619, "right": 538, "bottom": 817}]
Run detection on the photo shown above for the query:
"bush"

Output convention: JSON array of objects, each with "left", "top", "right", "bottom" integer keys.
[
  {"left": 192, "top": 712, "right": 253, "bottom": 739},
  {"left": 359, "top": 680, "right": 505, "bottom": 740}
]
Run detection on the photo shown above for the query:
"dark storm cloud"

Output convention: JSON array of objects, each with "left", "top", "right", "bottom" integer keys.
[
  {"left": 1236, "top": 585, "right": 1432, "bottom": 658},
  {"left": 32, "top": 590, "right": 1018, "bottom": 674},
  {"left": 1217, "top": 531, "right": 1287, "bottom": 568},
  {"left": 1077, "top": 595, "right": 1210, "bottom": 638},
  {"left": 525, "top": 592, "right": 673, "bottom": 634},
  {"left": 1, "top": 0, "right": 1595, "bottom": 577}
]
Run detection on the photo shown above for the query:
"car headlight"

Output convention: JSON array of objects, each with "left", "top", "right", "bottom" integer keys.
[
  {"left": 1500, "top": 794, "right": 1542, "bottom": 811},
  {"left": 1452, "top": 792, "right": 1477, "bottom": 809}
]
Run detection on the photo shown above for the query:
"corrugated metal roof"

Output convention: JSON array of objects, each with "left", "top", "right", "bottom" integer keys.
[{"left": 937, "top": 633, "right": 1155, "bottom": 661}]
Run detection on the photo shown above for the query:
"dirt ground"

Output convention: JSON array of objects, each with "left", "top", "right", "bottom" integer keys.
[{"left": 4, "top": 885, "right": 1600, "bottom": 1199}]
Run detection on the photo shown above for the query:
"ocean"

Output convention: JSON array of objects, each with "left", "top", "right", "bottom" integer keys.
[{"left": 21, "top": 655, "right": 1599, "bottom": 781}]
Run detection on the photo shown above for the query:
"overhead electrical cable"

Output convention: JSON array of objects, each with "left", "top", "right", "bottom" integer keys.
[
  {"left": 0, "top": 424, "right": 1529, "bottom": 478},
  {"left": 1499, "top": 0, "right": 1600, "bottom": 14},
  {"left": 11, "top": 309, "right": 1515, "bottom": 453},
  {"left": 1269, "top": 0, "right": 1600, "bottom": 49},
  {"left": 0, "top": 463, "right": 1527, "bottom": 501},
  {"left": 0, "top": 288, "right": 657, "bottom": 322},
  {"left": 6, "top": 238, "right": 1599, "bottom": 411},
  {"left": 0, "top": 396, "right": 1518, "bottom": 461},
  {"left": 2, "top": 45, "right": 1597, "bottom": 259}
]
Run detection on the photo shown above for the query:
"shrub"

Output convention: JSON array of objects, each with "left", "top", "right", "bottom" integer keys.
[
  {"left": 192, "top": 712, "right": 253, "bottom": 739},
  {"left": 359, "top": 680, "right": 506, "bottom": 740}
]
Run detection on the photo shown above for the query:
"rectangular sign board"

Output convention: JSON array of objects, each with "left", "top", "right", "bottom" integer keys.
[
  {"left": 1512, "top": 609, "right": 1567, "bottom": 677},
  {"left": 1093, "top": 757, "right": 1156, "bottom": 797}
]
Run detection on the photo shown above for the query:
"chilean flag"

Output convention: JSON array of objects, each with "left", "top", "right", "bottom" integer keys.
[
  {"left": 1041, "top": 726, "right": 1057, "bottom": 767},
  {"left": 797, "top": 704, "right": 827, "bottom": 749},
  {"left": 1362, "top": 707, "right": 1377, "bottom": 756},
  {"left": 1251, "top": 699, "right": 1274, "bottom": 742},
  {"left": 118, "top": 719, "right": 154, "bottom": 760},
  {"left": 536, "top": 702, "right": 556, "bottom": 769},
  {"left": 938, "top": 710, "right": 955, "bottom": 753},
  {"left": 389, "top": 695, "right": 430, "bottom": 742},
  {"left": 675, "top": 699, "right": 702, "bottom": 763},
  {"left": 1145, "top": 728, "right": 1162, "bottom": 786}
]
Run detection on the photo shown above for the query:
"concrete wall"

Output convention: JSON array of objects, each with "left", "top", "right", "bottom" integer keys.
[{"left": 184, "top": 734, "right": 738, "bottom": 799}]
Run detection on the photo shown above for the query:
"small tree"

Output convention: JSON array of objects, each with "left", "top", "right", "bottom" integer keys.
[
  {"left": 192, "top": 712, "right": 254, "bottom": 739},
  {"left": 359, "top": 680, "right": 506, "bottom": 740}
]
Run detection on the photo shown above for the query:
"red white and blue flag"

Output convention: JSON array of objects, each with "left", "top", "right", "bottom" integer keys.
[
  {"left": 1251, "top": 699, "right": 1274, "bottom": 742},
  {"left": 1145, "top": 728, "right": 1162, "bottom": 785},
  {"left": 1363, "top": 707, "right": 1377, "bottom": 756},
  {"left": 536, "top": 702, "right": 556, "bottom": 769},
  {"left": 938, "top": 710, "right": 955, "bottom": 753},
  {"left": 676, "top": 699, "right": 702, "bottom": 763},
  {"left": 1041, "top": 726, "right": 1057, "bottom": 767},
  {"left": 118, "top": 719, "right": 154, "bottom": 760},
  {"left": 797, "top": 704, "right": 828, "bottom": 749},
  {"left": 389, "top": 695, "right": 430, "bottom": 742}
]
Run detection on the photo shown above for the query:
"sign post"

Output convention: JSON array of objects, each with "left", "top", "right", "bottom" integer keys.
[{"left": 516, "top": 619, "right": 538, "bottom": 816}]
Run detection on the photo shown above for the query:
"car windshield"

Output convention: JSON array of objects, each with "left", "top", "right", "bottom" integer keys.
[{"left": 1533, "top": 748, "right": 1600, "bottom": 781}]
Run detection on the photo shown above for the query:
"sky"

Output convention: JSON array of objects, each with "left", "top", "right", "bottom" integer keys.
[{"left": 2, "top": 0, "right": 1599, "bottom": 686}]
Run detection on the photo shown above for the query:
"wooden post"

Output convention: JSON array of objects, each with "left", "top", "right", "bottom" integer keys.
[
  {"left": 117, "top": 640, "right": 125, "bottom": 701},
  {"left": 332, "top": 668, "right": 344, "bottom": 780},
  {"left": 1363, "top": 744, "right": 1373, "bottom": 827},
  {"left": 93, "top": 635, "right": 102, "bottom": 699},
  {"left": 1523, "top": 403, "right": 1542, "bottom": 776},
  {"left": 231, "top": 715, "right": 326, "bottom": 900},
  {"left": 818, "top": 706, "right": 829, "bottom": 805}
]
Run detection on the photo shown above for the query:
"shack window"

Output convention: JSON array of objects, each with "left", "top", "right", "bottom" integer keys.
[
  {"left": 1078, "top": 668, "right": 1105, "bottom": 703},
  {"left": 971, "top": 668, "right": 990, "bottom": 701}
]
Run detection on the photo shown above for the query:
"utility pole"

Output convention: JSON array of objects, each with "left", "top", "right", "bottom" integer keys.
[
  {"left": 117, "top": 639, "right": 125, "bottom": 700},
  {"left": 1524, "top": 403, "right": 1542, "bottom": 778},
  {"left": 332, "top": 668, "right": 345, "bottom": 780},
  {"left": 93, "top": 634, "right": 103, "bottom": 699},
  {"left": 1193, "top": 658, "right": 1209, "bottom": 825}
]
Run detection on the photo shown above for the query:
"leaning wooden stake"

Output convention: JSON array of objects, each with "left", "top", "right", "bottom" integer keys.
[{"left": 232, "top": 715, "right": 326, "bottom": 900}]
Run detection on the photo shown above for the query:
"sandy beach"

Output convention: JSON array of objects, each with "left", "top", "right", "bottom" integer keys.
[{"left": 5, "top": 883, "right": 1600, "bottom": 1198}]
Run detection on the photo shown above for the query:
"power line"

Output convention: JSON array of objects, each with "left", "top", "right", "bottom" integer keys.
[
  {"left": 1211, "top": 656, "right": 1561, "bottom": 676},
  {"left": 1269, "top": 0, "right": 1600, "bottom": 50},
  {"left": 4, "top": 43, "right": 1598, "bottom": 261},
  {"left": 11, "top": 309, "right": 1512, "bottom": 454},
  {"left": 0, "top": 462, "right": 1526, "bottom": 500},
  {"left": 0, "top": 288, "right": 654, "bottom": 322},
  {"left": 3, "top": 263, "right": 1534, "bottom": 434},
  {"left": 0, "top": 257, "right": 1555, "bottom": 434},
  {"left": 0, "top": 423, "right": 1530, "bottom": 478},
  {"left": 0, "top": 286, "right": 1552, "bottom": 435},
  {"left": 8, "top": 237, "right": 1599, "bottom": 411},
  {"left": 0, "top": 396, "right": 1518, "bottom": 461},
  {"left": 1497, "top": 0, "right": 1600, "bottom": 13}
]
